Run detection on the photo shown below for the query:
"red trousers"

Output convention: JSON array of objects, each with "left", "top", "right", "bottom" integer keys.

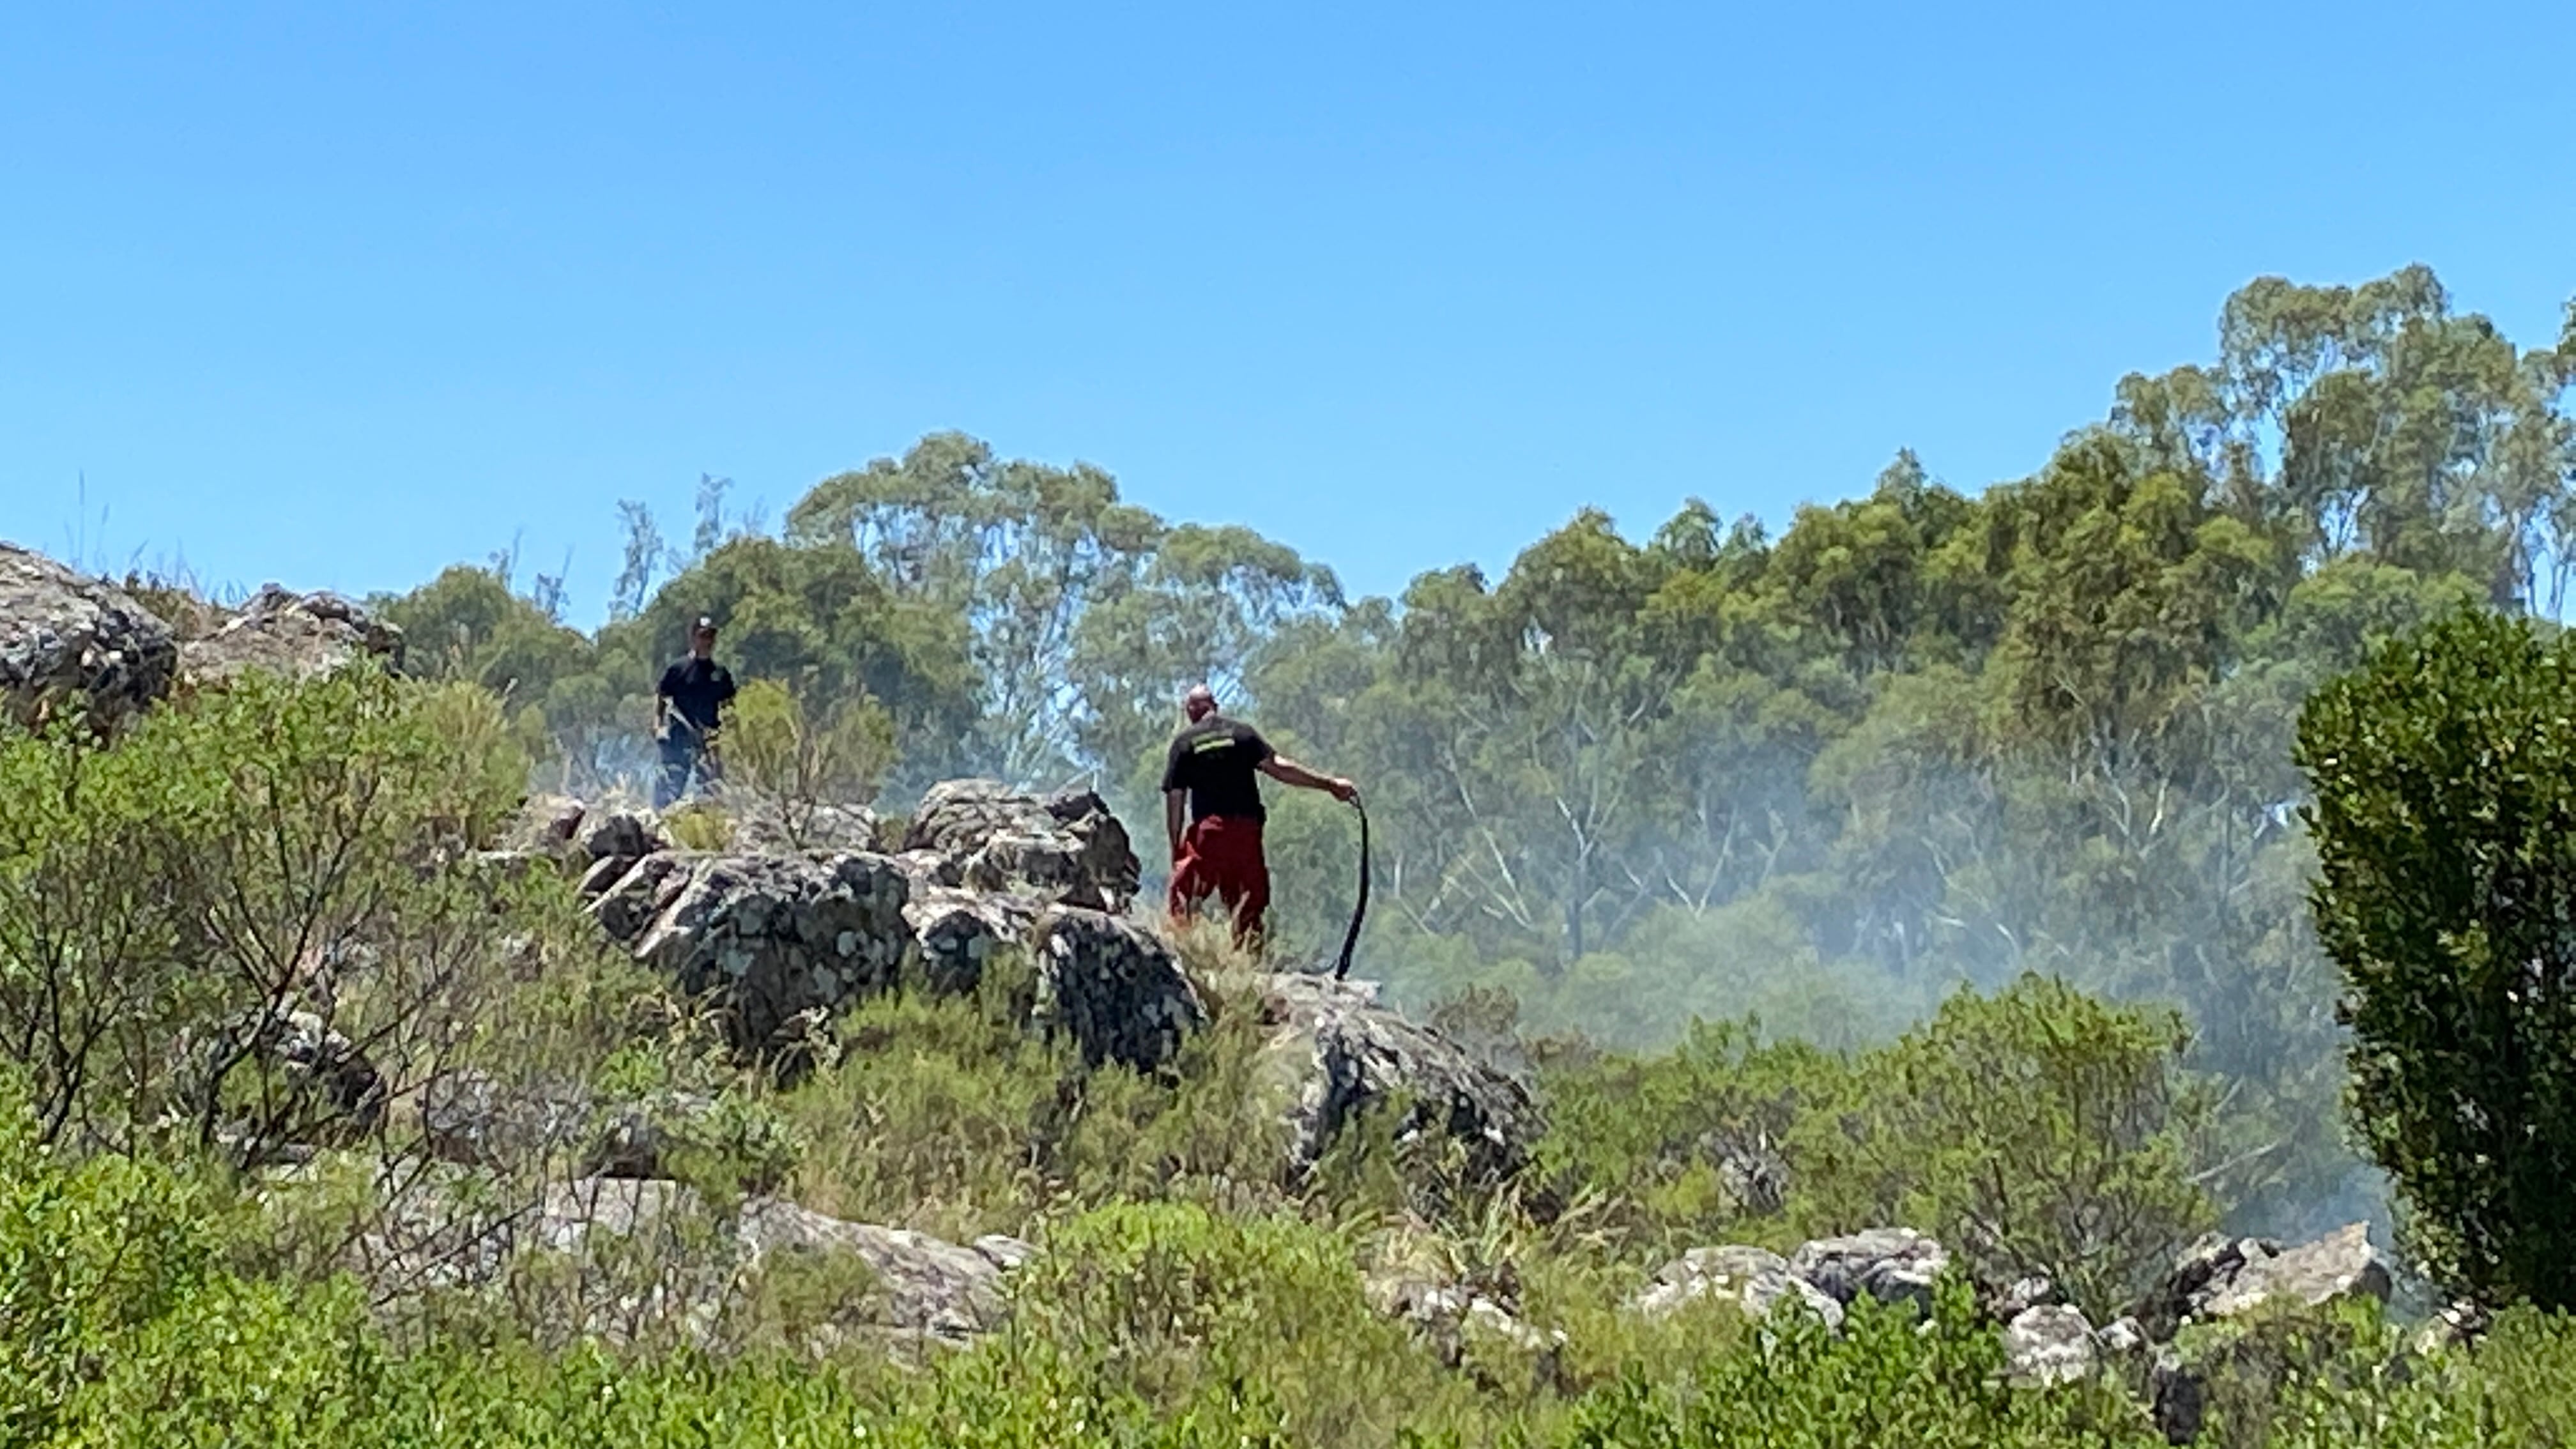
[{"left": 1169, "top": 815, "right": 1270, "bottom": 944}]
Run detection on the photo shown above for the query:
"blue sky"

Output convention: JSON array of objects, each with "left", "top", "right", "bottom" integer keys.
[{"left": 4, "top": 2, "right": 2572, "bottom": 622}]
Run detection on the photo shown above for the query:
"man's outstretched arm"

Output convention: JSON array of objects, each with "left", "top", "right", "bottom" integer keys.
[{"left": 1259, "top": 755, "right": 1359, "bottom": 803}]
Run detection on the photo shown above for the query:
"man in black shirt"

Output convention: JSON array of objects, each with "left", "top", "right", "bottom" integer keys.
[
  {"left": 1162, "top": 683, "right": 1357, "bottom": 947},
  {"left": 654, "top": 616, "right": 738, "bottom": 808}
]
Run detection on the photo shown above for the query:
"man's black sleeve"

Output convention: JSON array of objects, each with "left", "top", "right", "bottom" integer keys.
[
  {"left": 716, "top": 668, "right": 738, "bottom": 705},
  {"left": 656, "top": 663, "right": 681, "bottom": 698},
  {"left": 1160, "top": 736, "right": 1188, "bottom": 793},
  {"left": 1241, "top": 724, "right": 1276, "bottom": 765}
]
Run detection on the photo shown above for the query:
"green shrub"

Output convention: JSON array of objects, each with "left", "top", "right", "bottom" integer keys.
[
  {"left": 775, "top": 953, "right": 1342, "bottom": 1242},
  {"left": 724, "top": 676, "right": 898, "bottom": 831},
  {"left": 1560, "top": 1279, "right": 2158, "bottom": 1448},
  {"left": 2297, "top": 606, "right": 2576, "bottom": 1307},
  {"left": 1535, "top": 977, "right": 2215, "bottom": 1317},
  {"left": 1006, "top": 1201, "right": 1487, "bottom": 1446},
  {"left": 661, "top": 798, "right": 737, "bottom": 850},
  {"left": 0, "top": 669, "right": 537, "bottom": 1157},
  {"left": 1789, "top": 976, "right": 2219, "bottom": 1317},
  {"left": 1535, "top": 1018, "right": 1834, "bottom": 1250}
]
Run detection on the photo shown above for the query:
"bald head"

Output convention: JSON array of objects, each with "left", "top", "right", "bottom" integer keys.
[{"left": 1183, "top": 684, "right": 1217, "bottom": 723}]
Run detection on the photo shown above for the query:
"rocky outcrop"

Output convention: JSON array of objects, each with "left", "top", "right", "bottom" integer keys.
[
  {"left": 560, "top": 783, "right": 1547, "bottom": 1199},
  {"left": 0, "top": 542, "right": 178, "bottom": 728},
  {"left": 580, "top": 832, "right": 1205, "bottom": 1070},
  {"left": 1790, "top": 1228, "right": 1950, "bottom": 1314},
  {"left": 1622, "top": 1220, "right": 2400, "bottom": 1438},
  {"left": 586, "top": 851, "right": 693, "bottom": 939},
  {"left": 420, "top": 1070, "right": 594, "bottom": 1169},
  {"left": 1366, "top": 1268, "right": 1564, "bottom": 1374},
  {"left": 1627, "top": 1229, "right": 1959, "bottom": 1331},
  {"left": 1259, "top": 974, "right": 1543, "bottom": 1184},
  {"left": 903, "top": 887, "right": 1038, "bottom": 995},
  {"left": 177, "top": 583, "right": 403, "bottom": 687},
  {"left": 2113, "top": 1223, "right": 2400, "bottom": 1444},
  {"left": 1031, "top": 907, "right": 1206, "bottom": 1070},
  {"left": 518, "top": 794, "right": 590, "bottom": 850},
  {"left": 902, "top": 780, "right": 1140, "bottom": 911},
  {"left": 347, "top": 1171, "right": 1029, "bottom": 1350},
  {"left": 567, "top": 788, "right": 1217, "bottom": 1073},
  {"left": 2133, "top": 1223, "right": 2393, "bottom": 1339},
  {"left": 595, "top": 851, "right": 914, "bottom": 1055},
  {"left": 735, "top": 1199, "right": 1026, "bottom": 1344},
  {"left": 579, "top": 808, "right": 669, "bottom": 870},
  {"left": 2004, "top": 1305, "right": 2099, "bottom": 1388},
  {"left": 421, "top": 1071, "right": 733, "bottom": 1181},
  {"left": 1632, "top": 1245, "right": 1846, "bottom": 1330}
]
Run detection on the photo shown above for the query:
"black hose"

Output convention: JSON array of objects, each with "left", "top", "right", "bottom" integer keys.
[{"left": 1331, "top": 799, "right": 1370, "bottom": 981}]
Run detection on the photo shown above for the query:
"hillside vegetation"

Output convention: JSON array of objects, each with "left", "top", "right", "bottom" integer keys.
[
  {"left": 4, "top": 265, "right": 2576, "bottom": 1445},
  {"left": 373, "top": 266, "right": 2576, "bottom": 1237}
]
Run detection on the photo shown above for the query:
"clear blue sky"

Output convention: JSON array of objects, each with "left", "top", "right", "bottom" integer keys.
[{"left": 5, "top": 3, "right": 2572, "bottom": 622}]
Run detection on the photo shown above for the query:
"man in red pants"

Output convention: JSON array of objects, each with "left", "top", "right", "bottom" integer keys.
[{"left": 1163, "top": 684, "right": 1358, "bottom": 948}]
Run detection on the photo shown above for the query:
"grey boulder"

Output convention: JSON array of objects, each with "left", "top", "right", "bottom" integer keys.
[
  {"left": 599, "top": 850, "right": 914, "bottom": 1055},
  {"left": 1030, "top": 907, "right": 1206, "bottom": 1070},
  {"left": 1790, "top": 1228, "right": 1951, "bottom": 1314},
  {"left": 903, "top": 779, "right": 1140, "bottom": 911},
  {"left": 902, "top": 887, "right": 1038, "bottom": 995},
  {"left": 0, "top": 541, "right": 178, "bottom": 728},
  {"left": 1260, "top": 973, "right": 1543, "bottom": 1184},
  {"left": 1632, "top": 1245, "right": 1846, "bottom": 1330},
  {"left": 178, "top": 583, "right": 403, "bottom": 687},
  {"left": 349, "top": 1172, "right": 1029, "bottom": 1350},
  {"left": 2004, "top": 1305, "right": 2099, "bottom": 1388},
  {"left": 2135, "top": 1222, "right": 2393, "bottom": 1338}
]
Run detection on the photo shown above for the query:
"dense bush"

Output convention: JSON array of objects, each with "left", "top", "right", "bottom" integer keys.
[
  {"left": 2298, "top": 607, "right": 2576, "bottom": 1308},
  {"left": 1537, "top": 976, "right": 2216, "bottom": 1317},
  {"left": 21, "top": 1071, "right": 2576, "bottom": 1449},
  {"left": 0, "top": 670, "right": 537, "bottom": 1157},
  {"left": 1561, "top": 1280, "right": 2159, "bottom": 1448}
]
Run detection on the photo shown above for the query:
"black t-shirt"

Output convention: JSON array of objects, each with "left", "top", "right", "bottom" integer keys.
[
  {"left": 657, "top": 657, "right": 738, "bottom": 735},
  {"left": 1162, "top": 716, "right": 1275, "bottom": 823}
]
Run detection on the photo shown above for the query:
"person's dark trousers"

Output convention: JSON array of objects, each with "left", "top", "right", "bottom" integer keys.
[{"left": 654, "top": 730, "right": 710, "bottom": 809}]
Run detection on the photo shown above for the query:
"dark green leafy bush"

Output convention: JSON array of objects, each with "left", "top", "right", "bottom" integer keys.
[{"left": 2298, "top": 607, "right": 2576, "bottom": 1307}]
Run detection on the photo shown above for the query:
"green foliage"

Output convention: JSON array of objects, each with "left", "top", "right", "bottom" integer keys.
[
  {"left": 1792, "top": 978, "right": 2219, "bottom": 1317},
  {"left": 17, "top": 264, "right": 2576, "bottom": 1445},
  {"left": 0, "top": 668, "right": 535, "bottom": 1154},
  {"left": 775, "top": 954, "right": 1336, "bottom": 1242},
  {"left": 723, "top": 676, "right": 898, "bottom": 822},
  {"left": 601, "top": 534, "right": 981, "bottom": 795},
  {"left": 2297, "top": 606, "right": 2576, "bottom": 1307},
  {"left": 660, "top": 799, "right": 737, "bottom": 851},
  {"left": 341, "top": 270, "right": 2573, "bottom": 1260},
  {"left": 783, "top": 432, "right": 1338, "bottom": 791},
  {"left": 0, "top": 1076, "right": 1280, "bottom": 1448},
  {"left": 1007, "top": 1202, "right": 1483, "bottom": 1445},
  {"left": 1535, "top": 1018, "right": 1829, "bottom": 1247},
  {"left": 12, "top": 1045, "right": 2576, "bottom": 1448},
  {"left": 1537, "top": 979, "right": 2214, "bottom": 1318},
  {"left": 1563, "top": 1281, "right": 2159, "bottom": 1448}
]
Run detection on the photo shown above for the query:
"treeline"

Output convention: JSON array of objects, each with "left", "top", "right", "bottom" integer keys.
[{"left": 381, "top": 265, "right": 2576, "bottom": 1233}]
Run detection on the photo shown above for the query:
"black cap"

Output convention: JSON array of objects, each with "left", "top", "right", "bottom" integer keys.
[{"left": 693, "top": 615, "right": 717, "bottom": 632}]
